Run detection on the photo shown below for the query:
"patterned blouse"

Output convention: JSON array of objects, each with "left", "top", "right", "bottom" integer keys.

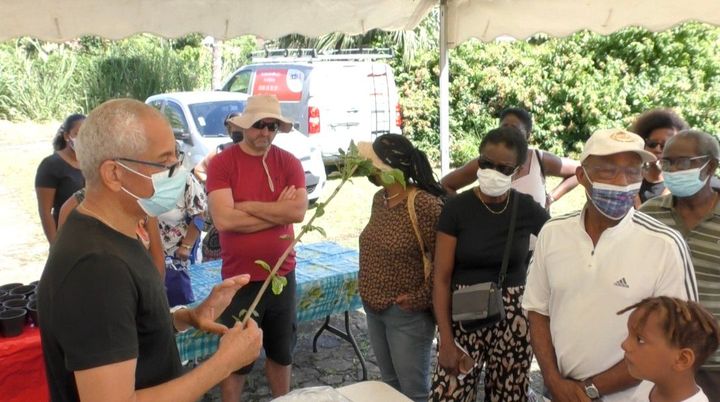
[
  {"left": 157, "top": 175, "right": 207, "bottom": 257},
  {"left": 359, "top": 188, "right": 443, "bottom": 312}
]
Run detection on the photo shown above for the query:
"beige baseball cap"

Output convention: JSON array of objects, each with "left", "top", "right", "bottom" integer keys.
[
  {"left": 580, "top": 128, "right": 656, "bottom": 163},
  {"left": 228, "top": 95, "right": 293, "bottom": 133}
]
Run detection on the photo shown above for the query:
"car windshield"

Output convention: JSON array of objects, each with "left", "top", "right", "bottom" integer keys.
[{"left": 188, "top": 100, "right": 245, "bottom": 137}]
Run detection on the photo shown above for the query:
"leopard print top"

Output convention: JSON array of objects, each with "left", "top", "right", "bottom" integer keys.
[{"left": 359, "top": 188, "right": 442, "bottom": 312}]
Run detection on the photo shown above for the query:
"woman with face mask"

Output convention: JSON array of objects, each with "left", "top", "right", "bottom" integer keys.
[
  {"left": 34, "top": 113, "right": 86, "bottom": 244},
  {"left": 194, "top": 112, "right": 241, "bottom": 261},
  {"left": 357, "top": 134, "right": 446, "bottom": 402},
  {"left": 431, "top": 127, "right": 550, "bottom": 402}
]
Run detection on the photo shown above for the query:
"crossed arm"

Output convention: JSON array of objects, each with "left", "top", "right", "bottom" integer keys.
[{"left": 209, "top": 186, "right": 308, "bottom": 233}]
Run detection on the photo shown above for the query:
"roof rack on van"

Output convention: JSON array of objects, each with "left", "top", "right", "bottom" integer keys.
[{"left": 250, "top": 48, "right": 394, "bottom": 63}]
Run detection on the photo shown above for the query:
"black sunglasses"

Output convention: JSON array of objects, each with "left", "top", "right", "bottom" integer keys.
[
  {"left": 252, "top": 121, "right": 279, "bottom": 132},
  {"left": 116, "top": 151, "right": 185, "bottom": 178},
  {"left": 645, "top": 140, "right": 665, "bottom": 150},
  {"left": 477, "top": 156, "right": 518, "bottom": 176}
]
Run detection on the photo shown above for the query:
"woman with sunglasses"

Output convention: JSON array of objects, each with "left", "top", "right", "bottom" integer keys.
[
  {"left": 431, "top": 127, "right": 549, "bottom": 402},
  {"left": 630, "top": 108, "right": 689, "bottom": 206}
]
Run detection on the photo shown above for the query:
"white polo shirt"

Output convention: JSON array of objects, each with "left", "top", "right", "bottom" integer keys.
[{"left": 523, "top": 208, "right": 697, "bottom": 402}]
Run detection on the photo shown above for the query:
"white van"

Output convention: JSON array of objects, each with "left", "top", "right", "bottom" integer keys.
[{"left": 221, "top": 49, "right": 403, "bottom": 165}]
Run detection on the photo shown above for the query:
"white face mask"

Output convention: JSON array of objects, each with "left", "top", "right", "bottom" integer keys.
[{"left": 476, "top": 168, "right": 513, "bottom": 197}]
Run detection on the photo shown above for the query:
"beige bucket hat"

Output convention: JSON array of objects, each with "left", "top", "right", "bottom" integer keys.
[
  {"left": 228, "top": 95, "right": 293, "bottom": 133},
  {"left": 357, "top": 141, "right": 393, "bottom": 172}
]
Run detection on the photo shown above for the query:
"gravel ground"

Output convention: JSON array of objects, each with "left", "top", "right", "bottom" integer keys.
[{"left": 193, "top": 310, "right": 545, "bottom": 401}]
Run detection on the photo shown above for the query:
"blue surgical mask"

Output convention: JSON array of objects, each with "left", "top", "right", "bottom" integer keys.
[
  {"left": 118, "top": 162, "right": 188, "bottom": 217},
  {"left": 584, "top": 168, "right": 640, "bottom": 220},
  {"left": 663, "top": 162, "right": 710, "bottom": 198}
]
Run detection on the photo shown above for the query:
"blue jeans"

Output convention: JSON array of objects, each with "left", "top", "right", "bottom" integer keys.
[{"left": 364, "top": 303, "right": 435, "bottom": 402}]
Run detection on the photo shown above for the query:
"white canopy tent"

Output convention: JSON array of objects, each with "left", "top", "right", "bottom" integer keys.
[{"left": 2, "top": 0, "right": 720, "bottom": 173}]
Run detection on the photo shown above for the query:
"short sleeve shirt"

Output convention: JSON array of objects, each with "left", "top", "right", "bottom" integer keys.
[
  {"left": 359, "top": 189, "right": 443, "bottom": 311},
  {"left": 158, "top": 174, "right": 207, "bottom": 254},
  {"left": 206, "top": 145, "right": 305, "bottom": 281},
  {"left": 640, "top": 193, "right": 720, "bottom": 370},
  {"left": 522, "top": 208, "right": 697, "bottom": 401},
  {"left": 34, "top": 153, "right": 85, "bottom": 224},
  {"left": 437, "top": 189, "right": 549, "bottom": 288},
  {"left": 38, "top": 210, "right": 181, "bottom": 402}
]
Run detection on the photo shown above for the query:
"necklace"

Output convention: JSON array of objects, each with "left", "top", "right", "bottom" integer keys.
[
  {"left": 475, "top": 187, "right": 510, "bottom": 215},
  {"left": 383, "top": 191, "right": 402, "bottom": 207},
  {"left": 79, "top": 204, "right": 123, "bottom": 233}
]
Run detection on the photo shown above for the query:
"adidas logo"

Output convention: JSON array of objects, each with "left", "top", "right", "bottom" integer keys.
[{"left": 614, "top": 278, "right": 629, "bottom": 288}]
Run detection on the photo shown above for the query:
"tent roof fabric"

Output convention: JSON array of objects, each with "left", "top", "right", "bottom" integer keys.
[
  {"left": 0, "top": 0, "right": 435, "bottom": 42},
  {"left": 446, "top": 0, "right": 720, "bottom": 45}
]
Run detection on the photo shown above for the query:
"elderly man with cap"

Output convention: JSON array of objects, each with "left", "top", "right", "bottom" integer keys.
[
  {"left": 639, "top": 129, "right": 720, "bottom": 400},
  {"left": 522, "top": 129, "right": 698, "bottom": 402},
  {"left": 38, "top": 99, "right": 262, "bottom": 402},
  {"left": 206, "top": 95, "right": 308, "bottom": 401}
]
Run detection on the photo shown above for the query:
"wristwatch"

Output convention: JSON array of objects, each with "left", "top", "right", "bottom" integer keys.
[{"left": 583, "top": 379, "right": 600, "bottom": 400}]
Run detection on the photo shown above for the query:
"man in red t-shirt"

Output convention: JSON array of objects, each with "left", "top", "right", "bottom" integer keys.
[{"left": 206, "top": 95, "right": 307, "bottom": 401}]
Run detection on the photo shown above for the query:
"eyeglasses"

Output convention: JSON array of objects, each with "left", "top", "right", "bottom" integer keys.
[
  {"left": 583, "top": 164, "right": 643, "bottom": 182},
  {"left": 477, "top": 155, "right": 518, "bottom": 176},
  {"left": 115, "top": 151, "right": 185, "bottom": 178},
  {"left": 251, "top": 121, "right": 279, "bottom": 132},
  {"left": 659, "top": 155, "right": 711, "bottom": 172},
  {"left": 644, "top": 140, "right": 665, "bottom": 150}
]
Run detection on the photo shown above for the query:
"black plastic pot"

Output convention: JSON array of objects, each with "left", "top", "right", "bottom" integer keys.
[
  {"left": 0, "top": 309, "right": 26, "bottom": 337},
  {"left": 10, "top": 285, "right": 35, "bottom": 297},
  {"left": 3, "top": 299, "right": 29, "bottom": 311},
  {"left": 0, "top": 294, "right": 25, "bottom": 304},
  {"left": 0, "top": 283, "right": 23, "bottom": 293},
  {"left": 26, "top": 300, "right": 39, "bottom": 327}
]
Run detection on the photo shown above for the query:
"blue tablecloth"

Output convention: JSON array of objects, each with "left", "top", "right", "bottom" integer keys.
[{"left": 175, "top": 241, "right": 362, "bottom": 362}]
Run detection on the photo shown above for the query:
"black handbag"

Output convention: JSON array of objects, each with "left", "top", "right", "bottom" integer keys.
[{"left": 451, "top": 191, "right": 519, "bottom": 331}]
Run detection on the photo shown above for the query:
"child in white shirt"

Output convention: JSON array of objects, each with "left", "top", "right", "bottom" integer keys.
[{"left": 619, "top": 297, "right": 720, "bottom": 402}]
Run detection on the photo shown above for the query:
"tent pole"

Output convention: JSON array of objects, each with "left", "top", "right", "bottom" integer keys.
[{"left": 439, "top": 0, "right": 450, "bottom": 176}]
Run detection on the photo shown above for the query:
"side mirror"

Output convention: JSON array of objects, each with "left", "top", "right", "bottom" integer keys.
[{"left": 173, "top": 128, "right": 192, "bottom": 144}]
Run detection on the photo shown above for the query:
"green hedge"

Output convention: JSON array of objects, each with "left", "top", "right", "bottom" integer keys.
[
  {"left": 393, "top": 22, "right": 720, "bottom": 165},
  {"left": 0, "top": 35, "right": 255, "bottom": 121}
]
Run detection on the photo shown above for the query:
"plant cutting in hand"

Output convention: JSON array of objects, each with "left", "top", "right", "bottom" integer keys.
[{"left": 239, "top": 142, "right": 405, "bottom": 325}]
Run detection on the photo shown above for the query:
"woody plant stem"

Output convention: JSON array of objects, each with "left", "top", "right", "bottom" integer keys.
[{"left": 241, "top": 164, "right": 359, "bottom": 325}]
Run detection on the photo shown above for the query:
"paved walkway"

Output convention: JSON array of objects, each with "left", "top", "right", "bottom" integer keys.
[{"left": 198, "top": 310, "right": 544, "bottom": 401}]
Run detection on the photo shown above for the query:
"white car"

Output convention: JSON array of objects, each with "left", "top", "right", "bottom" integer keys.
[{"left": 145, "top": 91, "right": 326, "bottom": 202}]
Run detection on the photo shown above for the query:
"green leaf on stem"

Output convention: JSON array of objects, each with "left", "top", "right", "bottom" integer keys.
[{"left": 255, "top": 260, "right": 272, "bottom": 272}]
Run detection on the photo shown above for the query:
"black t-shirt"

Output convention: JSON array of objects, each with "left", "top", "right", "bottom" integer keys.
[
  {"left": 34, "top": 153, "right": 85, "bottom": 224},
  {"left": 38, "top": 210, "right": 181, "bottom": 402},
  {"left": 438, "top": 189, "right": 549, "bottom": 288}
]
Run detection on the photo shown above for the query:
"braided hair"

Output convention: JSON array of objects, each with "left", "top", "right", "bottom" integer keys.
[
  {"left": 618, "top": 296, "right": 720, "bottom": 369},
  {"left": 372, "top": 134, "right": 446, "bottom": 198}
]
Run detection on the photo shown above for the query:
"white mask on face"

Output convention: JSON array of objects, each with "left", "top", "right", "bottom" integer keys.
[{"left": 476, "top": 168, "right": 513, "bottom": 197}]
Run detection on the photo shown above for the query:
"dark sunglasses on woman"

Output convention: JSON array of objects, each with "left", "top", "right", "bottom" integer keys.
[{"left": 477, "top": 155, "right": 518, "bottom": 176}]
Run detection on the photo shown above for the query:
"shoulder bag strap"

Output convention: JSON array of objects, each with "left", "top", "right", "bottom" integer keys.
[
  {"left": 498, "top": 190, "right": 520, "bottom": 287},
  {"left": 535, "top": 148, "right": 546, "bottom": 182},
  {"left": 406, "top": 187, "right": 432, "bottom": 279}
]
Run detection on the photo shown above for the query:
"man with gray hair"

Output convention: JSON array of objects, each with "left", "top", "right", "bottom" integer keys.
[
  {"left": 38, "top": 98, "right": 263, "bottom": 402},
  {"left": 639, "top": 129, "right": 720, "bottom": 400},
  {"left": 523, "top": 128, "right": 697, "bottom": 401}
]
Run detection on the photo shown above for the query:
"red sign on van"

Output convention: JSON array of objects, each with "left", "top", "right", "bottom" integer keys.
[{"left": 252, "top": 68, "right": 304, "bottom": 102}]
